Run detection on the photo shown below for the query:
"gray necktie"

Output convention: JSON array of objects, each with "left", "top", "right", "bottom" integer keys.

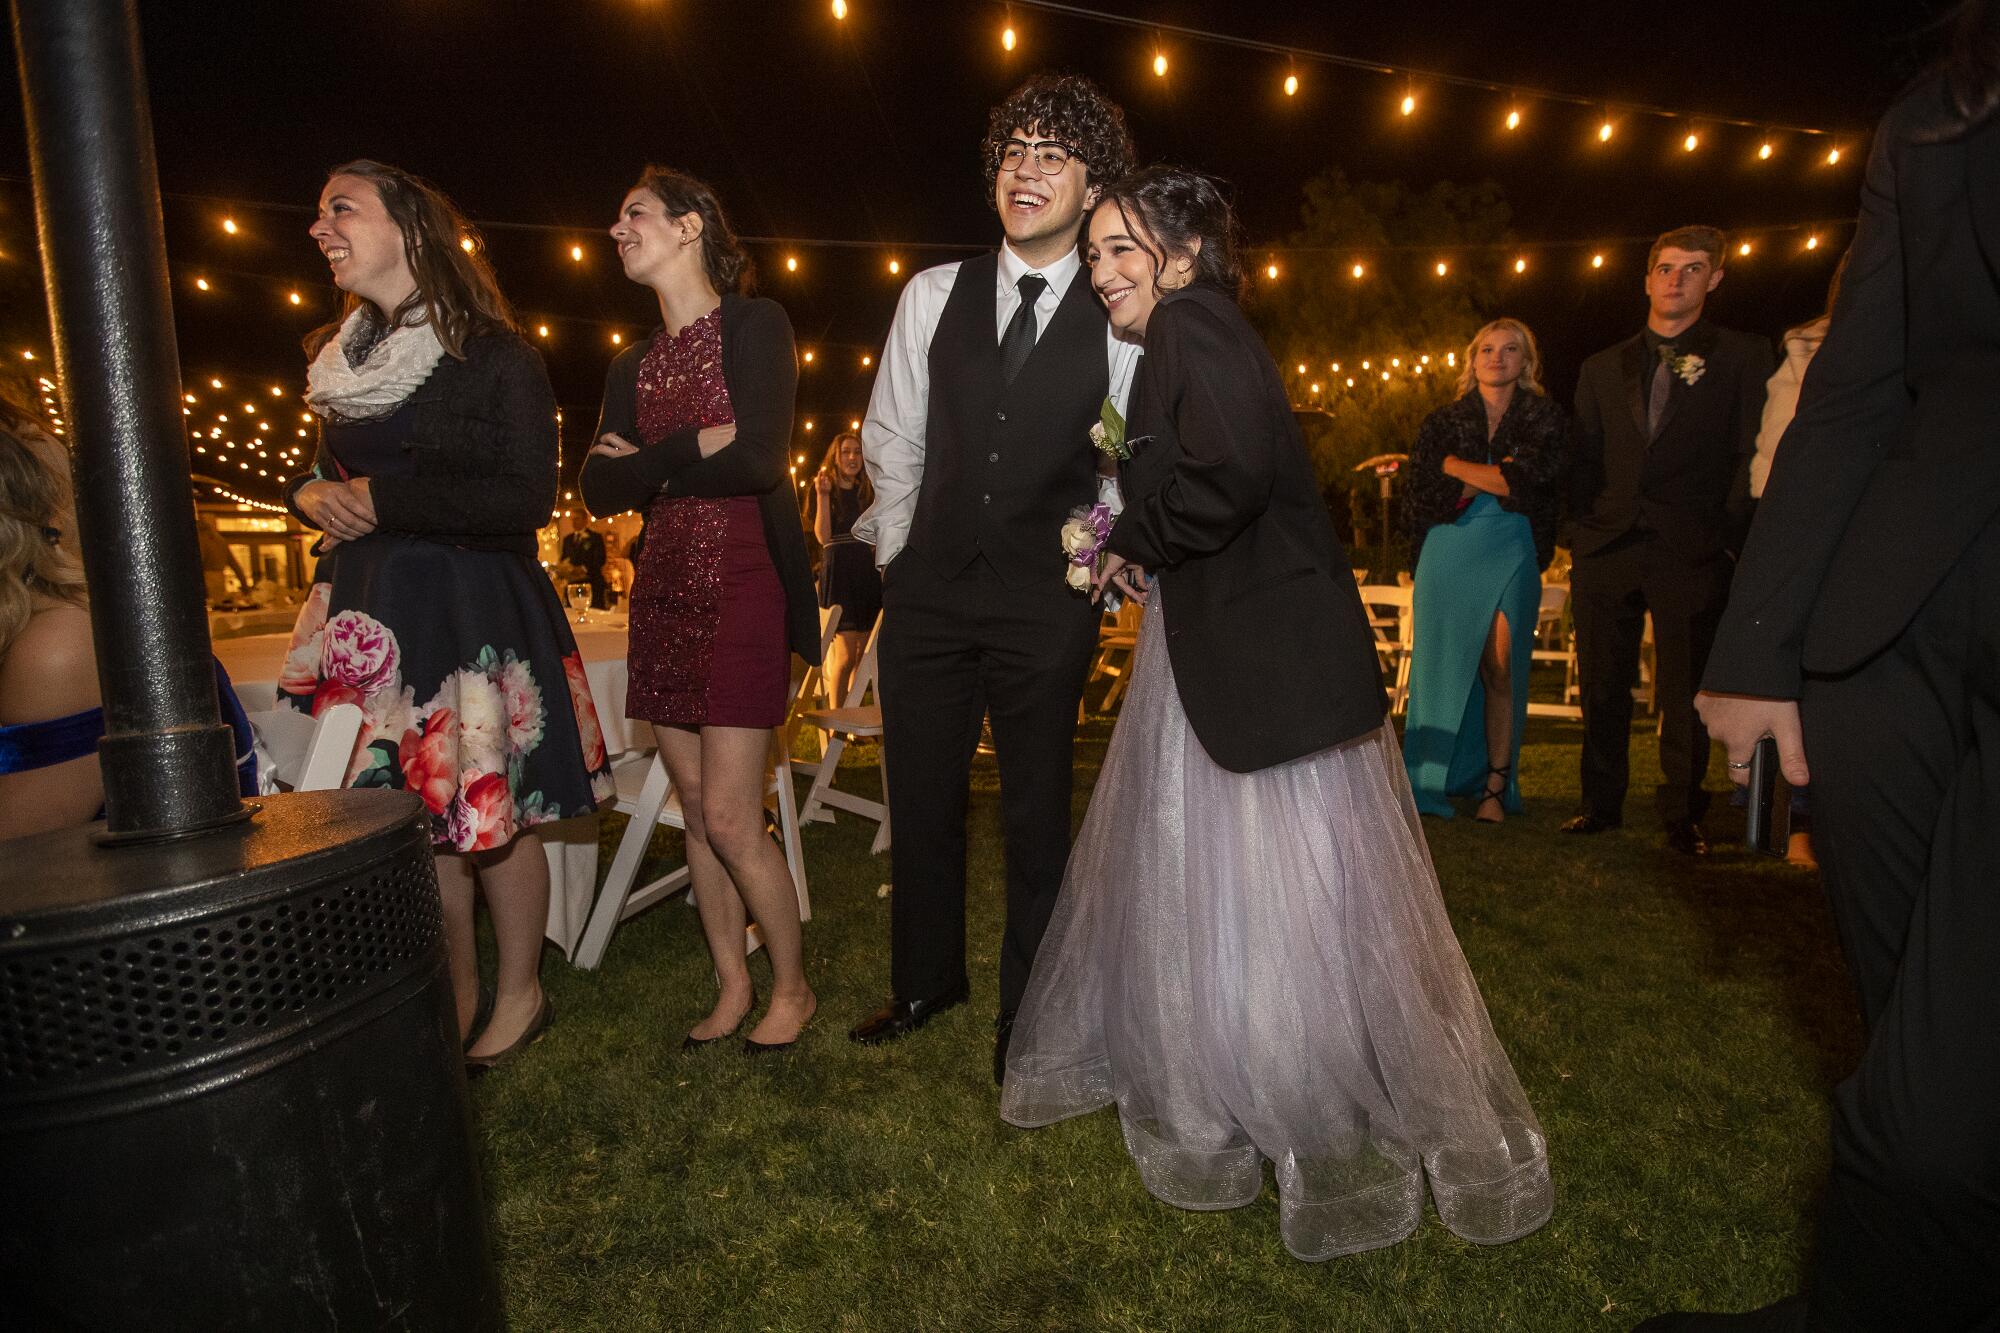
[
  {"left": 1646, "top": 349, "right": 1673, "bottom": 440},
  {"left": 999, "top": 273, "right": 1049, "bottom": 387}
]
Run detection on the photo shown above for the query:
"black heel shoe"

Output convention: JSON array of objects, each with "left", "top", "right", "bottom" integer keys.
[
  {"left": 1474, "top": 765, "right": 1511, "bottom": 824},
  {"left": 682, "top": 990, "right": 756, "bottom": 1052}
]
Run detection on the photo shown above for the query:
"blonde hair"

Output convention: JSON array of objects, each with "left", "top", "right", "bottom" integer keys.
[
  {"left": 1455, "top": 318, "right": 1546, "bottom": 397},
  {"left": 0, "top": 384, "right": 89, "bottom": 659}
]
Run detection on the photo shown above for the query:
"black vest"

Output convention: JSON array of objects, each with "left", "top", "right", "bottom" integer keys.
[{"left": 906, "top": 252, "right": 1110, "bottom": 587}]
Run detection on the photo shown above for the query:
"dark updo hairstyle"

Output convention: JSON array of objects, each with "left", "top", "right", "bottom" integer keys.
[
  {"left": 303, "top": 159, "right": 517, "bottom": 361},
  {"left": 981, "top": 73, "right": 1136, "bottom": 204},
  {"left": 1089, "top": 166, "right": 1244, "bottom": 300},
  {"left": 630, "top": 166, "right": 754, "bottom": 295}
]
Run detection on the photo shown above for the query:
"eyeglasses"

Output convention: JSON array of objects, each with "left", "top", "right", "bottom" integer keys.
[{"left": 994, "top": 138, "right": 1083, "bottom": 177}]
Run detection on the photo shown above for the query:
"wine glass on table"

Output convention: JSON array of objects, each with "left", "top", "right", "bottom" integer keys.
[{"left": 565, "top": 581, "right": 592, "bottom": 626}]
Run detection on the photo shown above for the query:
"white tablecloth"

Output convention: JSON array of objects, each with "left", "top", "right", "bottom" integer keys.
[{"left": 216, "top": 616, "right": 639, "bottom": 958}]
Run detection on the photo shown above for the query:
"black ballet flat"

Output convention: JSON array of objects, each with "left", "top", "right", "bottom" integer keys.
[
  {"left": 462, "top": 984, "right": 495, "bottom": 1054},
  {"left": 682, "top": 991, "right": 756, "bottom": 1053},
  {"left": 465, "top": 992, "right": 553, "bottom": 1079},
  {"left": 743, "top": 1014, "right": 813, "bottom": 1056}
]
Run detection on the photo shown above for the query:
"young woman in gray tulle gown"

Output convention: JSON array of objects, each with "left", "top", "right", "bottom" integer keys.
[{"left": 999, "top": 167, "right": 1553, "bottom": 1262}]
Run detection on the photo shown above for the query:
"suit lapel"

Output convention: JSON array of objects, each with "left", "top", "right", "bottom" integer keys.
[
  {"left": 1965, "top": 112, "right": 2000, "bottom": 285},
  {"left": 1620, "top": 337, "right": 1650, "bottom": 442}
]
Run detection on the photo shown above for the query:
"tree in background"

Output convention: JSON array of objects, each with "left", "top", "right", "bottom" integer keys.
[{"left": 1246, "top": 172, "right": 1512, "bottom": 572}]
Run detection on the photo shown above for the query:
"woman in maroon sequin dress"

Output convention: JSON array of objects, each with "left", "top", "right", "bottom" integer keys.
[{"left": 580, "top": 168, "right": 821, "bottom": 1053}]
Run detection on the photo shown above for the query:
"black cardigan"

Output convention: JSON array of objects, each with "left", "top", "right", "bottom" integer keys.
[
  {"left": 579, "top": 294, "right": 820, "bottom": 665},
  {"left": 285, "top": 329, "right": 558, "bottom": 557},
  {"left": 1405, "top": 388, "right": 1569, "bottom": 571}
]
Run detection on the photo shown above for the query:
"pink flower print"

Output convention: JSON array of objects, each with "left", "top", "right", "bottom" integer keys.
[
  {"left": 400, "top": 706, "right": 460, "bottom": 816},
  {"left": 279, "top": 584, "right": 333, "bottom": 698},
  {"left": 447, "top": 769, "right": 516, "bottom": 852},
  {"left": 321, "top": 610, "right": 400, "bottom": 694},
  {"left": 562, "top": 652, "right": 606, "bottom": 772},
  {"left": 499, "top": 656, "right": 546, "bottom": 756}
]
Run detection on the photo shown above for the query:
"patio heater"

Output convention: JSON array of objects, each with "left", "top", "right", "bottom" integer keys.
[{"left": 0, "top": 3, "right": 498, "bottom": 1328}]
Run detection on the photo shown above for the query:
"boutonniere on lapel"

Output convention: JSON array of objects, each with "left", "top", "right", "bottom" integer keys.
[
  {"left": 1659, "top": 345, "right": 1707, "bottom": 386},
  {"left": 1089, "top": 397, "right": 1131, "bottom": 461}
]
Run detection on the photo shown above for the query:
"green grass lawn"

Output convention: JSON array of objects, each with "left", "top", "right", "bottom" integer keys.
[{"left": 472, "top": 699, "right": 1859, "bottom": 1331}]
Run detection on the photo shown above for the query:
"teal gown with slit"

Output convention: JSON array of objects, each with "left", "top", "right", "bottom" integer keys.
[{"left": 1402, "top": 493, "right": 1540, "bottom": 818}]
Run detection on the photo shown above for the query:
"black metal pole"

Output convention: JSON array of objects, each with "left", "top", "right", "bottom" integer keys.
[{"left": 11, "top": 0, "right": 245, "bottom": 840}]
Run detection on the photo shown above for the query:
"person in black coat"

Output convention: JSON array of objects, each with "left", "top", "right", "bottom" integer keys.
[
  {"left": 1562, "top": 225, "right": 1777, "bottom": 854},
  {"left": 580, "top": 167, "right": 819, "bottom": 1054},
  {"left": 285, "top": 160, "right": 612, "bottom": 1072},
  {"left": 1663, "top": 17, "right": 2000, "bottom": 1328},
  {"left": 1001, "top": 167, "right": 1552, "bottom": 1264}
]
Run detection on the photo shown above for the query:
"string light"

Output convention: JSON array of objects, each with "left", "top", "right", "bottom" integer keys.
[
  {"left": 1309, "top": 382, "right": 1320, "bottom": 395},
  {"left": 1590, "top": 253, "right": 1605, "bottom": 269},
  {"left": 1351, "top": 262, "right": 1365, "bottom": 279},
  {"left": 1758, "top": 141, "right": 1774, "bottom": 160},
  {"left": 785, "top": 255, "right": 799, "bottom": 272},
  {"left": 184, "top": 393, "right": 196, "bottom": 404},
  {"left": 210, "top": 378, "right": 223, "bottom": 389},
  {"left": 1399, "top": 92, "right": 1416, "bottom": 117},
  {"left": 1265, "top": 262, "right": 1279, "bottom": 280},
  {"left": 569, "top": 244, "right": 584, "bottom": 262},
  {"left": 887, "top": 258, "right": 901, "bottom": 275},
  {"left": 1514, "top": 256, "right": 1528, "bottom": 273},
  {"left": 849, "top": 419, "right": 861, "bottom": 430},
  {"left": 1598, "top": 119, "right": 1615, "bottom": 142},
  {"left": 536, "top": 324, "right": 550, "bottom": 338},
  {"left": 1434, "top": 260, "right": 1448, "bottom": 277},
  {"left": 861, "top": 354, "right": 873, "bottom": 367},
  {"left": 1683, "top": 132, "right": 1700, "bottom": 152},
  {"left": 269, "top": 385, "right": 283, "bottom": 396},
  {"left": 460, "top": 236, "right": 477, "bottom": 253},
  {"left": 1001, "top": 24, "right": 1015, "bottom": 51},
  {"left": 1152, "top": 51, "right": 1168, "bottom": 77},
  {"left": 1505, "top": 108, "right": 1521, "bottom": 131},
  {"left": 610, "top": 332, "right": 623, "bottom": 345},
  {"left": 1826, "top": 147, "right": 1841, "bottom": 165},
  {"left": 195, "top": 277, "right": 210, "bottom": 291},
  {"left": 1805, "top": 234, "right": 1820, "bottom": 250},
  {"left": 287, "top": 291, "right": 302, "bottom": 305},
  {"left": 831, "top": 0, "right": 846, "bottom": 19},
  {"left": 1739, "top": 241, "right": 1753, "bottom": 256},
  {"left": 1284, "top": 72, "right": 1298, "bottom": 97},
  {"left": 1296, "top": 362, "right": 1307, "bottom": 375},
  {"left": 802, "top": 349, "right": 815, "bottom": 363},
  {"left": 221, "top": 217, "right": 238, "bottom": 235}
]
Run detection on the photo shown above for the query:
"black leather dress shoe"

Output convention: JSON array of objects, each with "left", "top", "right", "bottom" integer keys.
[
  {"left": 993, "top": 1009, "right": 1018, "bottom": 1087},
  {"left": 1560, "top": 813, "right": 1620, "bottom": 834},
  {"left": 847, "top": 980, "right": 970, "bottom": 1044},
  {"left": 1664, "top": 820, "right": 1710, "bottom": 856}
]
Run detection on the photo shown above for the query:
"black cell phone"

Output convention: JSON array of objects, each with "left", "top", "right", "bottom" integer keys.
[{"left": 1744, "top": 735, "right": 1784, "bottom": 858}]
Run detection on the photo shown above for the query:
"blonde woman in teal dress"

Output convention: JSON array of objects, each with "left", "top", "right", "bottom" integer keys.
[{"left": 1402, "top": 320, "right": 1568, "bottom": 821}]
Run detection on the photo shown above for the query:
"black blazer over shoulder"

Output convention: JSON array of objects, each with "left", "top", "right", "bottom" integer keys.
[
  {"left": 1108, "top": 285, "right": 1386, "bottom": 773},
  {"left": 284, "top": 329, "right": 559, "bottom": 557},
  {"left": 1406, "top": 388, "right": 1569, "bottom": 571},
  {"left": 580, "top": 294, "right": 820, "bottom": 666},
  {"left": 1707, "top": 76, "right": 1999, "bottom": 696},
  {"left": 1569, "top": 317, "right": 1774, "bottom": 565}
]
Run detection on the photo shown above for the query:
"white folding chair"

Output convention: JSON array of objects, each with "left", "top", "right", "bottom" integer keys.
[
  {"left": 1528, "top": 583, "right": 1583, "bottom": 720},
  {"left": 246, "top": 702, "right": 361, "bottom": 793},
  {"left": 798, "top": 610, "right": 890, "bottom": 855},
  {"left": 571, "top": 612, "right": 840, "bottom": 972},
  {"left": 296, "top": 703, "right": 365, "bottom": 791},
  {"left": 1357, "top": 584, "right": 1415, "bottom": 715}
]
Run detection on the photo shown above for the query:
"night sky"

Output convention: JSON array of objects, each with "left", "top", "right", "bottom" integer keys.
[{"left": 0, "top": 0, "right": 1955, "bottom": 502}]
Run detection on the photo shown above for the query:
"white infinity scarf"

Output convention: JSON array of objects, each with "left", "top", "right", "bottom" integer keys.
[{"left": 304, "top": 308, "right": 447, "bottom": 422}]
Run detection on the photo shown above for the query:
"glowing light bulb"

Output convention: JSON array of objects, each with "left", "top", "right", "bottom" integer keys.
[
  {"left": 288, "top": 291, "right": 302, "bottom": 305},
  {"left": 1297, "top": 363, "right": 1307, "bottom": 375},
  {"left": 1265, "top": 263, "right": 1279, "bottom": 280},
  {"left": 1391, "top": 358, "right": 1401, "bottom": 368},
  {"left": 210, "top": 378, "right": 223, "bottom": 389},
  {"left": 831, "top": 0, "right": 846, "bottom": 18},
  {"left": 888, "top": 258, "right": 901, "bottom": 275},
  {"left": 786, "top": 255, "right": 799, "bottom": 272},
  {"left": 1284, "top": 73, "right": 1298, "bottom": 97},
  {"left": 862, "top": 354, "right": 873, "bottom": 368},
  {"left": 1381, "top": 371, "right": 1390, "bottom": 381},
  {"left": 1361, "top": 360, "right": 1370, "bottom": 370},
  {"left": 270, "top": 386, "right": 283, "bottom": 396},
  {"left": 805, "top": 420, "right": 814, "bottom": 430},
  {"left": 1739, "top": 241, "right": 1753, "bottom": 256},
  {"left": 1346, "top": 378, "right": 1355, "bottom": 388},
  {"left": 1309, "top": 382, "right": 1320, "bottom": 395},
  {"left": 611, "top": 332, "right": 623, "bottom": 345},
  {"left": 1002, "top": 26, "right": 1015, "bottom": 51},
  {"left": 195, "top": 277, "right": 210, "bottom": 291},
  {"left": 1505, "top": 109, "right": 1521, "bottom": 131},
  {"left": 1330, "top": 363, "right": 1340, "bottom": 372},
  {"left": 1514, "top": 257, "right": 1528, "bottom": 274},
  {"left": 1153, "top": 53, "right": 1167, "bottom": 78},
  {"left": 1598, "top": 120, "right": 1614, "bottom": 142},
  {"left": 1420, "top": 355, "right": 1430, "bottom": 364},
  {"left": 1351, "top": 262, "right": 1365, "bottom": 279},
  {"left": 461, "top": 236, "right": 476, "bottom": 252},
  {"left": 1591, "top": 253, "right": 1605, "bottom": 269},
  {"left": 1758, "top": 142, "right": 1774, "bottom": 160},
  {"left": 536, "top": 324, "right": 550, "bottom": 338},
  {"left": 849, "top": 419, "right": 861, "bottom": 430},
  {"left": 1826, "top": 147, "right": 1841, "bottom": 165},
  {"left": 569, "top": 244, "right": 584, "bottom": 262},
  {"left": 803, "top": 350, "right": 815, "bottom": 363},
  {"left": 184, "top": 393, "right": 196, "bottom": 404},
  {"left": 1806, "top": 234, "right": 1820, "bottom": 250},
  {"left": 1434, "top": 260, "right": 1448, "bottom": 277},
  {"left": 222, "top": 217, "right": 238, "bottom": 235},
  {"left": 1400, "top": 94, "right": 1416, "bottom": 117}
]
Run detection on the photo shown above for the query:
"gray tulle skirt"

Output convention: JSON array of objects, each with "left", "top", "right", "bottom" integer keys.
[{"left": 1000, "top": 593, "right": 1553, "bottom": 1262}]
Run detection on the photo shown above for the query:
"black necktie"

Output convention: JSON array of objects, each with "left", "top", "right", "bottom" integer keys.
[
  {"left": 999, "top": 273, "right": 1049, "bottom": 387},
  {"left": 1646, "top": 346, "right": 1674, "bottom": 440}
]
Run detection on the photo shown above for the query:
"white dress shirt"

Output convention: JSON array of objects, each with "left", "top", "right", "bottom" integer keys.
[{"left": 853, "top": 240, "right": 1143, "bottom": 568}]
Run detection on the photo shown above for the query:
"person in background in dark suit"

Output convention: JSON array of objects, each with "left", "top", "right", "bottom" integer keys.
[
  {"left": 1001, "top": 165, "right": 1551, "bottom": 1264},
  {"left": 1649, "top": 6, "right": 2000, "bottom": 1327},
  {"left": 1561, "top": 225, "right": 1775, "bottom": 855}
]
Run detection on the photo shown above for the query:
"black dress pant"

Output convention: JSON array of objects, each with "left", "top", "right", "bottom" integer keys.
[
  {"left": 877, "top": 551, "right": 1100, "bottom": 1013},
  {"left": 1571, "top": 530, "right": 1732, "bottom": 826},
  {"left": 1796, "top": 516, "right": 2000, "bottom": 1329}
]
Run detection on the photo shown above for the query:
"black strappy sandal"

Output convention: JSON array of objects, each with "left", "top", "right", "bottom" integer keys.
[{"left": 1475, "top": 765, "right": 1510, "bottom": 824}]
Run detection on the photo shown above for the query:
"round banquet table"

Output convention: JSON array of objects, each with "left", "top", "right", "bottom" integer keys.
[{"left": 215, "top": 617, "right": 639, "bottom": 959}]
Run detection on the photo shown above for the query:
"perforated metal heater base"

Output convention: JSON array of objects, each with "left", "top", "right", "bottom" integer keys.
[{"left": 0, "top": 790, "right": 500, "bottom": 1332}]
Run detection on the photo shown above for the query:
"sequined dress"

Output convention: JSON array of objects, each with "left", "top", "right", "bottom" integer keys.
[{"left": 627, "top": 308, "right": 789, "bottom": 729}]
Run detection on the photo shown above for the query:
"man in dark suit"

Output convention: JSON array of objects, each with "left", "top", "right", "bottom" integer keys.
[
  {"left": 1648, "top": 54, "right": 2000, "bottom": 1332},
  {"left": 1562, "top": 226, "right": 1775, "bottom": 855},
  {"left": 849, "top": 76, "right": 1140, "bottom": 1084}
]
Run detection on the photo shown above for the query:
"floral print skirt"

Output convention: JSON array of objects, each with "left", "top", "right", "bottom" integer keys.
[{"left": 279, "top": 534, "right": 614, "bottom": 851}]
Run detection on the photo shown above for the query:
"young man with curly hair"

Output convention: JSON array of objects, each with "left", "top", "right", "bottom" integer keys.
[{"left": 850, "top": 74, "right": 1138, "bottom": 1082}]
